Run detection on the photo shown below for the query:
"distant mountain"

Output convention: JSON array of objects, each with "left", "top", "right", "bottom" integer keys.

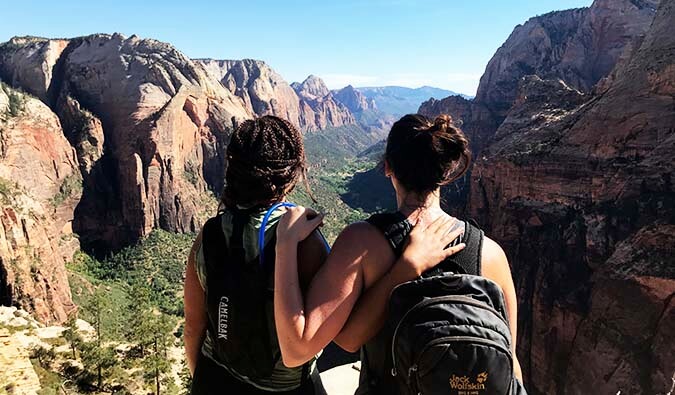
[{"left": 354, "top": 86, "right": 466, "bottom": 117}]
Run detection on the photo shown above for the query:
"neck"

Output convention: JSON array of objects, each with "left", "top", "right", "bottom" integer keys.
[{"left": 396, "top": 189, "right": 442, "bottom": 218}]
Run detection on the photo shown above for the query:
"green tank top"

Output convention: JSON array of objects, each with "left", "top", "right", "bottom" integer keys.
[{"left": 194, "top": 207, "right": 319, "bottom": 391}]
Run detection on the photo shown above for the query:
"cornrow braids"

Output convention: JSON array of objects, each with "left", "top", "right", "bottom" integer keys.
[{"left": 220, "top": 115, "right": 314, "bottom": 210}]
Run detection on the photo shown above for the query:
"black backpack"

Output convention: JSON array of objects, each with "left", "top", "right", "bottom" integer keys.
[
  {"left": 201, "top": 203, "right": 312, "bottom": 380},
  {"left": 365, "top": 213, "right": 527, "bottom": 395}
]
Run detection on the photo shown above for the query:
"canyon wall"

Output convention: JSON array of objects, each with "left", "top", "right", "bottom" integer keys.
[
  {"left": 418, "top": 0, "right": 673, "bottom": 393},
  {"left": 0, "top": 83, "right": 79, "bottom": 323},
  {"left": 463, "top": 0, "right": 673, "bottom": 393}
]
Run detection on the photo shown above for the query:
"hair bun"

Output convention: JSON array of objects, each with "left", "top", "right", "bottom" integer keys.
[
  {"left": 433, "top": 114, "right": 454, "bottom": 130},
  {"left": 385, "top": 113, "right": 471, "bottom": 194}
]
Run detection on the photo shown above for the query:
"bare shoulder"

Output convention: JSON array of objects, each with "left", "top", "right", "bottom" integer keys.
[
  {"left": 334, "top": 221, "right": 396, "bottom": 287},
  {"left": 481, "top": 236, "right": 512, "bottom": 284},
  {"left": 482, "top": 236, "right": 508, "bottom": 266},
  {"left": 334, "top": 221, "right": 389, "bottom": 253}
]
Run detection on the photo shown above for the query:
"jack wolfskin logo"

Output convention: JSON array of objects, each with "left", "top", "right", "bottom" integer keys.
[
  {"left": 449, "top": 372, "right": 488, "bottom": 393},
  {"left": 477, "top": 372, "right": 488, "bottom": 384}
]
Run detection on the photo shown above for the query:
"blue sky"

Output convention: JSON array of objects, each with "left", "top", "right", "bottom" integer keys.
[{"left": 0, "top": 0, "right": 592, "bottom": 95}]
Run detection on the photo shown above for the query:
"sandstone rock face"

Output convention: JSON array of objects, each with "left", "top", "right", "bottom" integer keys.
[
  {"left": 198, "top": 59, "right": 301, "bottom": 128},
  {"left": 197, "top": 60, "right": 357, "bottom": 132},
  {"left": 469, "top": 0, "right": 675, "bottom": 392},
  {"left": 475, "top": 0, "right": 658, "bottom": 119},
  {"left": 0, "top": 37, "right": 69, "bottom": 103},
  {"left": 419, "top": 95, "right": 497, "bottom": 156},
  {"left": 292, "top": 75, "right": 330, "bottom": 100},
  {"left": 293, "top": 75, "right": 355, "bottom": 131},
  {"left": 0, "top": 83, "right": 79, "bottom": 324},
  {"left": 420, "top": 0, "right": 659, "bottom": 138},
  {"left": 333, "top": 85, "right": 376, "bottom": 114},
  {"left": 0, "top": 34, "right": 251, "bottom": 254}
]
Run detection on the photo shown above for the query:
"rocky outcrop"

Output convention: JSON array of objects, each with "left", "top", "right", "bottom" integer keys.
[
  {"left": 417, "top": 0, "right": 661, "bottom": 220},
  {"left": 198, "top": 59, "right": 301, "bottom": 128},
  {"left": 469, "top": 0, "right": 675, "bottom": 392},
  {"left": 292, "top": 75, "right": 330, "bottom": 100},
  {"left": 197, "top": 60, "right": 356, "bottom": 132},
  {"left": 419, "top": 95, "right": 497, "bottom": 156},
  {"left": 0, "top": 83, "right": 79, "bottom": 324},
  {"left": 421, "top": 0, "right": 659, "bottom": 136},
  {"left": 0, "top": 34, "right": 251, "bottom": 254},
  {"left": 293, "top": 75, "right": 355, "bottom": 131},
  {"left": 0, "top": 37, "right": 69, "bottom": 104},
  {"left": 475, "top": 0, "right": 658, "bottom": 120},
  {"left": 333, "top": 85, "right": 376, "bottom": 114}
]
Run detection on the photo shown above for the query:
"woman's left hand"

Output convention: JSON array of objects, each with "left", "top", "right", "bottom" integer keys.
[{"left": 276, "top": 206, "right": 324, "bottom": 244}]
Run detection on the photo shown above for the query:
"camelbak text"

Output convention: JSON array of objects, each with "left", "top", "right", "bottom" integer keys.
[{"left": 218, "top": 296, "right": 229, "bottom": 340}]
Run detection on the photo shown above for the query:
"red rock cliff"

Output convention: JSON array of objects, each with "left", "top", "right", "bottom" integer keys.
[
  {"left": 469, "top": 0, "right": 674, "bottom": 392},
  {"left": 0, "top": 83, "right": 79, "bottom": 323}
]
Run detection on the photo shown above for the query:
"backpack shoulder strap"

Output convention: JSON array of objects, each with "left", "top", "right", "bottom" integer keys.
[
  {"left": 365, "top": 212, "right": 411, "bottom": 257},
  {"left": 201, "top": 214, "right": 229, "bottom": 291},
  {"left": 450, "top": 219, "right": 483, "bottom": 276},
  {"left": 366, "top": 212, "right": 484, "bottom": 277}
]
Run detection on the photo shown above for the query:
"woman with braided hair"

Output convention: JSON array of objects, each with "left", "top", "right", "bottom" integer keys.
[{"left": 184, "top": 115, "right": 328, "bottom": 394}]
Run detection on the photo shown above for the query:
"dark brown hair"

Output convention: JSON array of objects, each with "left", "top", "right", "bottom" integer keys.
[
  {"left": 384, "top": 114, "right": 470, "bottom": 194},
  {"left": 221, "top": 115, "right": 311, "bottom": 209}
]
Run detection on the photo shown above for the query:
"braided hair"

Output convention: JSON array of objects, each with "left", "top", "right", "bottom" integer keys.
[{"left": 220, "top": 115, "right": 312, "bottom": 210}]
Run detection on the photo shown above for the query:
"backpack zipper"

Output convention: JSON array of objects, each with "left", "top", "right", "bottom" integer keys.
[
  {"left": 390, "top": 295, "right": 509, "bottom": 377},
  {"left": 409, "top": 336, "right": 513, "bottom": 394}
]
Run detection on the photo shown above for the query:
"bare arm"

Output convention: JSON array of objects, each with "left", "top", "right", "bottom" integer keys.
[
  {"left": 275, "top": 213, "right": 366, "bottom": 367},
  {"left": 184, "top": 231, "right": 207, "bottom": 376},
  {"left": 275, "top": 209, "right": 465, "bottom": 365},
  {"left": 481, "top": 236, "right": 522, "bottom": 381},
  {"left": 334, "top": 219, "right": 465, "bottom": 352}
]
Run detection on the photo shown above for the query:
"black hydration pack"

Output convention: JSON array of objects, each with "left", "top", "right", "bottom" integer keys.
[
  {"left": 363, "top": 212, "right": 526, "bottom": 395},
  {"left": 201, "top": 202, "right": 311, "bottom": 380}
]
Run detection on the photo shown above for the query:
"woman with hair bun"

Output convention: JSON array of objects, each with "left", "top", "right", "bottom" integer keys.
[{"left": 274, "top": 114, "right": 523, "bottom": 394}]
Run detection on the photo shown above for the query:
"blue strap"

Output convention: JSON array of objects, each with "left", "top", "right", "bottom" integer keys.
[{"left": 258, "top": 202, "right": 330, "bottom": 267}]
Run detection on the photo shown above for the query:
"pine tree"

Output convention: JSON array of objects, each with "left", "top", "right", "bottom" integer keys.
[
  {"left": 142, "top": 312, "right": 175, "bottom": 395},
  {"left": 61, "top": 314, "right": 83, "bottom": 359},
  {"left": 178, "top": 358, "right": 192, "bottom": 394},
  {"left": 127, "top": 281, "right": 153, "bottom": 356},
  {"left": 81, "top": 288, "right": 117, "bottom": 389}
]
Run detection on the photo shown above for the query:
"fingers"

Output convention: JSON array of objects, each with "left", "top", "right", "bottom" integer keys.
[
  {"left": 442, "top": 243, "right": 466, "bottom": 258},
  {"left": 424, "top": 214, "right": 447, "bottom": 233},
  {"left": 304, "top": 207, "right": 321, "bottom": 220},
  {"left": 427, "top": 215, "right": 459, "bottom": 235},
  {"left": 306, "top": 212, "right": 324, "bottom": 228},
  {"left": 441, "top": 227, "right": 464, "bottom": 246}
]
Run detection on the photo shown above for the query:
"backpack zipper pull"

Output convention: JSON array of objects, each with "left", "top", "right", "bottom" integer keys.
[{"left": 409, "top": 364, "right": 420, "bottom": 394}]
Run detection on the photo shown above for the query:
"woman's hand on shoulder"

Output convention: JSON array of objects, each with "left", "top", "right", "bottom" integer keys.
[
  {"left": 277, "top": 206, "right": 325, "bottom": 244},
  {"left": 397, "top": 216, "right": 465, "bottom": 280}
]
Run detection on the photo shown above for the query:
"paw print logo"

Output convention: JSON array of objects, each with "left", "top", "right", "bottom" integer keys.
[{"left": 477, "top": 372, "right": 488, "bottom": 384}]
